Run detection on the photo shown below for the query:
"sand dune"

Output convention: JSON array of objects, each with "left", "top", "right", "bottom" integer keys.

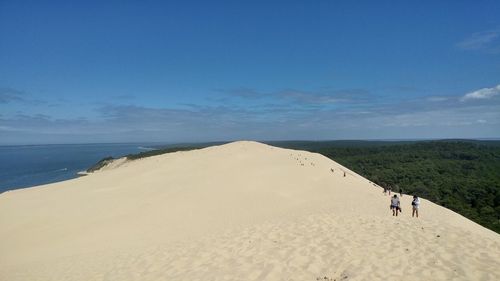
[{"left": 1, "top": 141, "right": 499, "bottom": 281}]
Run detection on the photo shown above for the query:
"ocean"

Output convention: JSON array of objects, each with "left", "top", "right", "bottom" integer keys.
[{"left": 0, "top": 143, "right": 162, "bottom": 193}]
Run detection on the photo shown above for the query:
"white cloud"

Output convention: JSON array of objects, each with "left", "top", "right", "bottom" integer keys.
[
  {"left": 457, "top": 29, "right": 500, "bottom": 50},
  {"left": 461, "top": 85, "right": 500, "bottom": 101}
]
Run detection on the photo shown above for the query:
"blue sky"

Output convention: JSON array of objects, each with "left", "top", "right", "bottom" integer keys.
[{"left": 1, "top": 0, "right": 499, "bottom": 144}]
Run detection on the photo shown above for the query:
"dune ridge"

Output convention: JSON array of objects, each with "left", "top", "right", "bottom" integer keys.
[{"left": 1, "top": 141, "right": 499, "bottom": 280}]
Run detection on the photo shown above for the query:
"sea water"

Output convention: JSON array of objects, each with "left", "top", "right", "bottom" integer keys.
[{"left": 0, "top": 143, "right": 161, "bottom": 193}]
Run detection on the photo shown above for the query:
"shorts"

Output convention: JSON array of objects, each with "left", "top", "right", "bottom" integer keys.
[{"left": 390, "top": 205, "right": 398, "bottom": 209}]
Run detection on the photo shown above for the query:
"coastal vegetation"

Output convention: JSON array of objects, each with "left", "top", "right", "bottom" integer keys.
[
  {"left": 86, "top": 142, "right": 226, "bottom": 172},
  {"left": 86, "top": 157, "right": 114, "bottom": 173},
  {"left": 125, "top": 146, "right": 203, "bottom": 160}
]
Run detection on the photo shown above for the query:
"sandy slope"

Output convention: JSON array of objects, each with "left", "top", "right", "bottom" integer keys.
[{"left": 0, "top": 141, "right": 499, "bottom": 281}]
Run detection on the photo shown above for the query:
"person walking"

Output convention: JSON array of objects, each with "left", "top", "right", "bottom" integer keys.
[
  {"left": 412, "top": 195, "right": 420, "bottom": 218},
  {"left": 390, "top": 194, "right": 400, "bottom": 216}
]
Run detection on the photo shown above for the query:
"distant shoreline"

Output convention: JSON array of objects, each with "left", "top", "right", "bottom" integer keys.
[
  {"left": 3, "top": 139, "right": 499, "bottom": 190},
  {"left": 1, "top": 137, "right": 500, "bottom": 147}
]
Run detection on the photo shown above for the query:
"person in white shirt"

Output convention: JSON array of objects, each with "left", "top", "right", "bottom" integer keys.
[
  {"left": 412, "top": 195, "right": 420, "bottom": 218},
  {"left": 390, "top": 195, "right": 400, "bottom": 216}
]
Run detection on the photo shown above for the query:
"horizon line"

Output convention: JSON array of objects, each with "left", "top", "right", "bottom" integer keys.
[{"left": 1, "top": 137, "right": 500, "bottom": 147}]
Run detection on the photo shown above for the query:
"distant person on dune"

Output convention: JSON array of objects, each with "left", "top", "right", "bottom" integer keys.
[
  {"left": 390, "top": 195, "right": 400, "bottom": 216},
  {"left": 412, "top": 195, "right": 420, "bottom": 218},
  {"left": 383, "top": 186, "right": 387, "bottom": 195},
  {"left": 399, "top": 188, "right": 403, "bottom": 197}
]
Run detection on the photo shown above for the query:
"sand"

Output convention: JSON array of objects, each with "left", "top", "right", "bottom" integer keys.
[{"left": 0, "top": 141, "right": 499, "bottom": 281}]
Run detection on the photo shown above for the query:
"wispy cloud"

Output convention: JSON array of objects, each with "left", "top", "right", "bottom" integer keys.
[
  {"left": 0, "top": 87, "right": 49, "bottom": 106},
  {"left": 0, "top": 88, "right": 25, "bottom": 103},
  {"left": 277, "top": 89, "right": 366, "bottom": 104},
  {"left": 457, "top": 28, "right": 500, "bottom": 53},
  {"left": 461, "top": 84, "right": 500, "bottom": 101},
  {"left": 217, "top": 87, "right": 370, "bottom": 105},
  {"left": 3, "top": 83, "right": 500, "bottom": 144},
  {"left": 214, "top": 87, "right": 267, "bottom": 99},
  {"left": 426, "top": 96, "right": 451, "bottom": 102}
]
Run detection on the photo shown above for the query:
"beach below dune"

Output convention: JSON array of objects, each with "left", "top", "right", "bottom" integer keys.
[{"left": 0, "top": 141, "right": 499, "bottom": 281}]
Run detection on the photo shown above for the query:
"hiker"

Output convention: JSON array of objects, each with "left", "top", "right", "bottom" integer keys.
[
  {"left": 412, "top": 195, "right": 420, "bottom": 218},
  {"left": 383, "top": 186, "right": 387, "bottom": 195},
  {"left": 390, "top": 195, "right": 400, "bottom": 216},
  {"left": 399, "top": 187, "right": 403, "bottom": 197},
  {"left": 388, "top": 186, "right": 391, "bottom": 196},
  {"left": 343, "top": 171, "right": 346, "bottom": 177}
]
